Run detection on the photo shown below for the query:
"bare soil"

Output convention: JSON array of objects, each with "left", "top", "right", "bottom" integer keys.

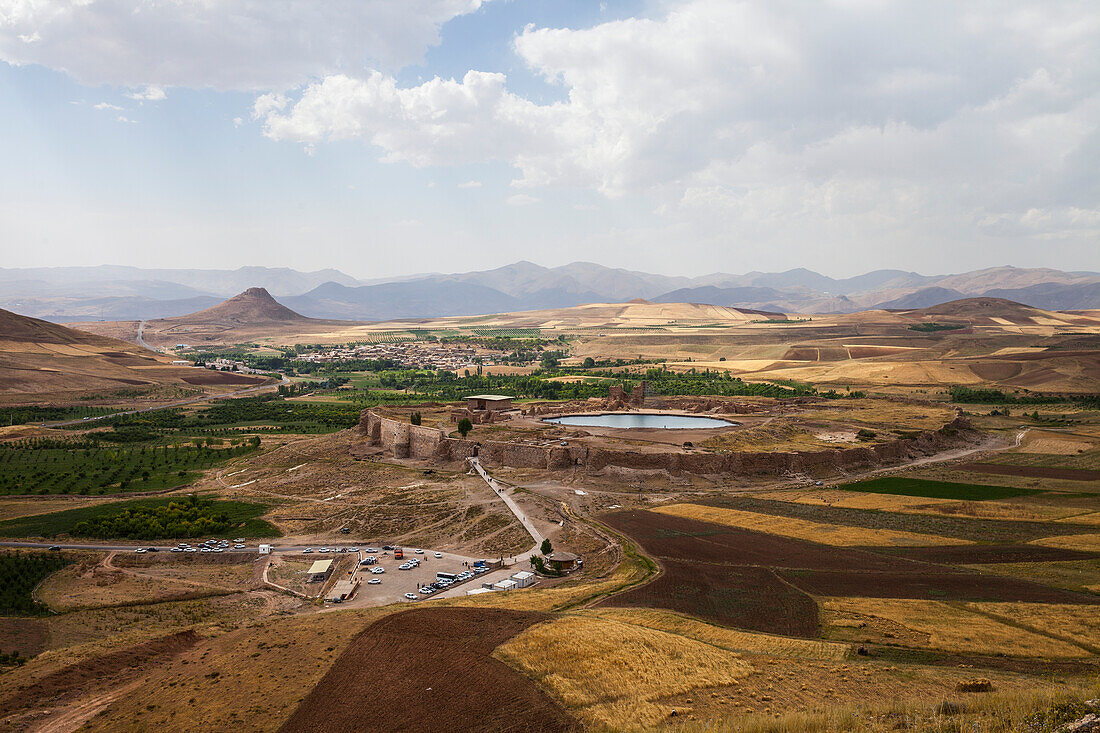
[
  {"left": 780, "top": 569, "right": 1100, "bottom": 604},
  {"left": 602, "top": 559, "right": 819, "bottom": 637},
  {"left": 278, "top": 608, "right": 579, "bottom": 733},
  {"left": 600, "top": 510, "right": 936, "bottom": 572},
  {"left": 877, "top": 545, "right": 1100, "bottom": 565}
]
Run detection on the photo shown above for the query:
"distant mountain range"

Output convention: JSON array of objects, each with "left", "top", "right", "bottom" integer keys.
[{"left": 2, "top": 262, "right": 1096, "bottom": 322}]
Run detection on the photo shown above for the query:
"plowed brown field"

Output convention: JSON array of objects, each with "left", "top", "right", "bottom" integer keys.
[
  {"left": 601, "top": 510, "right": 934, "bottom": 572},
  {"left": 780, "top": 570, "right": 1100, "bottom": 603},
  {"left": 878, "top": 545, "right": 1100, "bottom": 565},
  {"left": 278, "top": 608, "right": 579, "bottom": 733},
  {"left": 958, "top": 462, "right": 1100, "bottom": 481},
  {"left": 603, "top": 560, "right": 819, "bottom": 637}
]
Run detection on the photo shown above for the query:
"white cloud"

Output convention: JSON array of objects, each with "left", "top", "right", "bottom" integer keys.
[
  {"left": 115, "top": 115, "right": 136, "bottom": 124},
  {"left": 256, "top": 0, "right": 1100, "bottom": 258},
  {"left": 125, "top": 85, "right": 166, "bottom": 101},
  {"left": 457, "top": 180, "right": 482, "bottom": 188},
  {"left": 93, "top": 102, "right": 123, "bottom": 111},
  {"left": 507, "top": 194, "right": 539, "bottom": 206},
  {"left": 0, "top": 0, "right": 492, "bottom": 90}
]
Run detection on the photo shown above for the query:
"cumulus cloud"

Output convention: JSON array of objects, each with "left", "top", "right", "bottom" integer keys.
[
  {"left": 0, "top": 0, "right": 491, "bottom": 89},
  {"left": 457, "top": 180, "right": 482, "bottom": 188},
  {"left": 257, "top": 0, "right": 1100, "bottom": 251},
  {"left": 93, "top": 102, "right": 123, "bottom": 111},
  {"left": 125, "top": 85, "right": 166, "bottom": 101}
]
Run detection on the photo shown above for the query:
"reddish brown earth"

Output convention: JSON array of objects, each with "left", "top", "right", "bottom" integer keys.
[
  {"left": 0, "top": 630, "right": 200, "bottom": 717},
  {"left": 603, "top": 559, "right": 819, "bottom": 637},
  {"left": 958, "top": 462, "right": 1100, "bottom": 481},
  {"left": 278, "top": 608, "right": 579, "bottom": 733},
  {"left": 876, "top": 544, "right": 1100, "bottom": 564},
  {"left": 600, "top": 510, "right": 934, "bottom": 572},
  {"left": 779, "top": 570, "right": 1100, "bottom": 604},
  {"left": 0, "top": 617, "right": 48, "bottom": 657}
]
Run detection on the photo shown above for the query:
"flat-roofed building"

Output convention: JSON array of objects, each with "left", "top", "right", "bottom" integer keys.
[
  {"left": 307, "top": 558, "right": 334, "bottom": 582},
  {"left": 465, "top": 395, "right": 514, "bottom": 412}
]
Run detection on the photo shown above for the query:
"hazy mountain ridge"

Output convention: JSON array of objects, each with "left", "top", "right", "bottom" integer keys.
[{"left": 8, "top": 262, "right": 1098, "bottom": 322}]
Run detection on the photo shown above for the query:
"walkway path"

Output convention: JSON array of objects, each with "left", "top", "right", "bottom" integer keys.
[{"left": 468, "top": 457, "right": 544, "bottom": 553}]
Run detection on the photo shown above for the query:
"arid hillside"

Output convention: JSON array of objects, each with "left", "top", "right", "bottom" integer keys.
[{"left": 0, "top": 307, "right": 266, "bottom": 403}]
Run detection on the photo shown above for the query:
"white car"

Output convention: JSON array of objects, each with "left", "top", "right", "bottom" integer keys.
[
  {"left": 367, "top": 578, "right": 381, "bottom": 585},
  {"left": 404, "top": 593, "right": 419, "bottom": 600},
  {"left": 135, "top": 548, "right": 146, "bottom": 553},
  {"left": 185, "top": 548, "right": 198, "bottom": 553},
  {"left": 370, "top": 567, "right": 385, "bottom": 574},
  {"left": 365, "top": 547, "right": 378, "bottom": 553},
  {"left": 433, "top": 552, "right": 442, "bottom": 558},
  {"left": 414, "top": 549, "right": 424, "bottom": 554},
  {"left": 234, "top": 538, "right": 244, "bottom": 543},
  {"left": 170, "top": 547, "right": 183, "bottom": 553},
  {"left": 233, "top": 543, "right": 245, "bottom": 549},
  {"left": 302, "top": 548, "right": 313, "bottom": 553}
]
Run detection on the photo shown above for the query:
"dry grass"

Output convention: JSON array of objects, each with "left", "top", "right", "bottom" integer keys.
[
  {"left": 577, "top": 607, "right": 850, "bottom": 661},
  {"left": 494, "top": 614, "right": 753, "bottom": 729},
  {"left": 664, "top": 680, "right": 1100, "bottom": 733},
  {"left": 757, "top": 488, "right": 1083, "bottom": 523},
  {"left": 654, "top": 503, "right": 969, "bottom": 547},
  {"left": 1015, "top": 429, "right": 1095, "bottom": 455},
  {"left": 0, "top": 496, "right": 117, "bottom": 521},
  {"left": 820, "top": 598, "right": 1089, "bottom": 657},
  {"left": 804, "top": 400, "right": 956, "bottom": 431},
  {"left": 701, "top": 422, "right": 838, "bottom": 453},
  {"left": 966, "top": 602, "right": 1100, "bottom": 650},
  {"left": 1030, "top": 533, "right": 1100, "bottom": 551},
  {"left": 81, "top": 607, "right": 393, "bottom": 733},
  {"left": 37, "top": 562, "right": 233, "bottom": 612}
]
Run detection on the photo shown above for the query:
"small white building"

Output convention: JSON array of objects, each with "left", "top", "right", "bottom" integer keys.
[
  {"left": 465, "top": 587, "right": 495, "bottom": 596},
  {"left": 493, "top": 579, "right": 518, "bottom": 591},
  {"left": 511, "top": 571, "right": 535, "bottom": 588},
  {"left": 258, "top": 544, "right": 272, "bottom": 555}
]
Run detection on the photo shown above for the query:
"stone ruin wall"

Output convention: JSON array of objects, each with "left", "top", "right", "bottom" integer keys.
[{"left": 358, "top": 408, "right": 976, "bottom": 478}]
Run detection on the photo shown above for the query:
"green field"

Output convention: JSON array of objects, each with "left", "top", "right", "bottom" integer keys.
[
  {"left": 0, "top": 440, "right": 259, "bottom": 496},
  {"left": 0, "top": 551, "right": 71, "bottom": 615},
  {"left": 0, "top": 497, "right": 280, "bottom": 539},
  {"left": 838, "top": 476, "right": 1043, "bottom": 501}
]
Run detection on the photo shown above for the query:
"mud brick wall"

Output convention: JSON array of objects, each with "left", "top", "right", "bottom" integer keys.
[{"left": 359, "top": 409, "right": 974, "bottom": 478}]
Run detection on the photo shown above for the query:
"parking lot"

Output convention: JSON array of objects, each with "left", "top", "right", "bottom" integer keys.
[{"left": 311, "top": 547, "right": 497, "bottom": 607}]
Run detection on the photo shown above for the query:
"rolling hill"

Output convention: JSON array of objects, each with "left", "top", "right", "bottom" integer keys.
[{"left": 0, "top": 308, "right": 264, "bottom": 399}]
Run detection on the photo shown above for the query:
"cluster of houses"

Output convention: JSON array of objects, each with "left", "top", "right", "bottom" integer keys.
[{"left": 295, "top": 341, "right": 494, "bottom": 372}]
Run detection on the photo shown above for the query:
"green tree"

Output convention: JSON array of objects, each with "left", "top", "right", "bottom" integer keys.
[
  {"left": 582, "top": 357, "right": 595, "bottom": 369},
  {"left": 410, "top": 412, "right": 422, "bottom": 426},
  {"left": 457, "top": 418, "right": 472, "bottom": 438},
  {"left": 540, "top": 538, "right": 552, "bottom": 555}
]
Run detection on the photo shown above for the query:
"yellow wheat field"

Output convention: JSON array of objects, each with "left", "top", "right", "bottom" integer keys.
[
  {"left": 494, "top": 615, "right": 752, "bottom": 729},
  {"left": 654, "top": 503, "right": 969, "bottom": 547},
  {"left": 964, "top": 602, "right": 1100, "bottom": 649},
  {"left": 579, "top": 607, "right": 850, "bottom": 661},
  {"left": 822, "top": 598, "right": 1089, "bottom": 658},
  {"left": 1030, "top": 533, "right": 1100, "bottom": 552}
]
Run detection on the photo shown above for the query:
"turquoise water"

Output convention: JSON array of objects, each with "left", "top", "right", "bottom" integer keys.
[{"left": 544, "top": 413, "right": 738, "bottom": 429}]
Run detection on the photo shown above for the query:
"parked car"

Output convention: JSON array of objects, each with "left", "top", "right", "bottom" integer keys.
[
  {"left": 302, "top": 548, "right": 313, "bottom": 553},
  {"left": 364, "top": 547, "right": 378, "bottom": 553},
  {"left": 404, "top": 593, "right": 419, "bottom": 601},
  {"left": 367, "top": 578, "right": 381, "bottom": 585},
  {"left": 135, "top": 548, "right": 146, "bottom": 553},
  {"left": 234, "top": 543, "right": 245, "bottom": 549},
  {"left": 170, "top": 547, "right": 183, "bottom": 553},
  {"left": 414, "top": 549, "right": 424, "bottom": 554},
  {"left": 433, "top": 552, "right": 442, "bottom": 558},
  {"left": 371, "top": 567, "right": 385, "bottom": 574},
  {"left": 48, "top": 545, "right": 61, "bottom": 551}
]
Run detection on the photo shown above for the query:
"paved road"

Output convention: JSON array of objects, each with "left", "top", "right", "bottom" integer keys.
[
  {"left": 469, "top": 457, "right": 544, "bottom": 558},
  {"left": 39, "top": 374, "right": 290, "bottom": 428},
  {"left": 136, "top": 320, "right": 161, "bottom": 353}
]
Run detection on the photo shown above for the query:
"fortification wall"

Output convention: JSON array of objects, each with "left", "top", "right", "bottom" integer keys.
[{"left": 358, "top": 409, "right": 975, "bottom": 478}]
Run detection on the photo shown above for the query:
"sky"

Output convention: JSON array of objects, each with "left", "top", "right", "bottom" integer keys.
[{"left": 0, "top": 0, "right": 1098, "bottom": 280}]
